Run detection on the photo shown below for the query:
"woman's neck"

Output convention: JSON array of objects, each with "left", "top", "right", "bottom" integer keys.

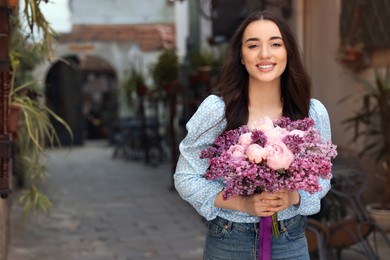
[{"left": 247, "top": 81, "right": 283, "bottom": 123}]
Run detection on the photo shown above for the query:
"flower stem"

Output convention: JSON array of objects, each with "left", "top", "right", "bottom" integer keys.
[{"left": 272, "top": 214, "right": 280, "bottom": 237}]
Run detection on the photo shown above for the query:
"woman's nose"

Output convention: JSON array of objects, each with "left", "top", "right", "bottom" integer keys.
[{"left": 259, "top": 45, "right": 271, "bottom": 58}]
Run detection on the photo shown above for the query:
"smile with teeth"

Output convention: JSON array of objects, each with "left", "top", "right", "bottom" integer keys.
[{"left": 257, "top": 64, "right": 274, "bottom": 69}]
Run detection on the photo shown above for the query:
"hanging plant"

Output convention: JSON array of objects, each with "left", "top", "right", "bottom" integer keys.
[
  {"left": 342, "top": 66, "right": 390, "bottom": 209},
  {"left": 149, "top": 50, "right": 180, "bottom": 95},
  {"left": 123, "top": 68, "right": 148, "bottom": 108},
  {"left": 337, "top": 4, "right": 370, "bottom": 72},
  {"left": 7, "top": 0, "right": 73, "bottom": 215}
]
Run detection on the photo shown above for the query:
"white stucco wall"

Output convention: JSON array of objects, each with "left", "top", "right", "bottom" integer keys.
[
  {"left": 174, "top": 0, "right": 189, "bottom": 61},
  {"left": 70, "top": 0, "right": 175, "bottom": 25},
  {"left": 35, "top": 0, "right": 177, "bottom": 82},
  {"left": 303, "top": 0, "right": 358, "bottom": 151},
  {"left": 33, "top": 0, "right": 183, "bottom": 118},
  {"left": 33, "top": 41, "right": 166, "bottom": 117}
]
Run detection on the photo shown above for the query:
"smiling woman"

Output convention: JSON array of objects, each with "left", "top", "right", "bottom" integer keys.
[
  {"left": 174, "top": 10, "right": 333, "bottom": 260},
  {"left": 241, "top": 19, "right": 287, "bottom": 123}
]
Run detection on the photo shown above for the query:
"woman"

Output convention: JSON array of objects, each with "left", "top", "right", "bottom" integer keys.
[{"left": 174, "top": 10, "right": 332, "bottom": 259}]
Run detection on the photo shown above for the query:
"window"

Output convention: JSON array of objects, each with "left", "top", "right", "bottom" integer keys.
[{"left": 340, "top": 0, "right": 390, "bottom": 49}]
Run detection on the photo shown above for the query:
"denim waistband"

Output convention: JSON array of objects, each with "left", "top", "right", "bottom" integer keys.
[{"left": 210, "top": 215, "right": 305, "bottom": 234}]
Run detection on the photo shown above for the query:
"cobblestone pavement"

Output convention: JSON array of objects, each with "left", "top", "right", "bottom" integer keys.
[
  {"left": 8, "top": 141, "right": 206, "bottom": 260},
  {"left": 6, "top": 141, "right": 390, "bottom": 260}
]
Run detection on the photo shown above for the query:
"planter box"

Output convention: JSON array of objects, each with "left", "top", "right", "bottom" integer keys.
[
  {"left": 7, "top": 0, "right": 18, "bottom": 9},
  {"left": 366, "top": 202, "right": 390, "bottom": 232}
]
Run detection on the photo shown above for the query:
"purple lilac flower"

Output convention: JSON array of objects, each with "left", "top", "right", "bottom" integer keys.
[
  {"left": 274, "top": 117, "right": 291, "bottom": 128},
  {"left": 289, "top": 117, "right": 315, "bottom": 131},
  {"left": 201, "top": 116, "right": 337, "bottom": 199},
  {"left": 283, "top": 135, "right": 304, "bottom": 154},
  {"left": 251, "top": 130, "right": 267, "bottom": 147}
]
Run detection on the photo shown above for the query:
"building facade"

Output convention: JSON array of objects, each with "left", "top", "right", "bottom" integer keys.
[
  {"left": 34, "top": 0, "right": 177, "bottom": 144},
  {"left": 34, "top": 0, "right": 390, "bottom": 177}
]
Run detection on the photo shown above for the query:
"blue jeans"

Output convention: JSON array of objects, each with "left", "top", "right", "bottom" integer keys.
[{"left": 203, "top": 215, "right": 309, "bottom": 260}]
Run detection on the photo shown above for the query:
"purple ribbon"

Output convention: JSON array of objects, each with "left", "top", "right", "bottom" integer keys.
[{"left": 258, "top": 216, "right": 272, "bottom": 260}]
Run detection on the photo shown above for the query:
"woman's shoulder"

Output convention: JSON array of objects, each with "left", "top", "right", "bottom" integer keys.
[
  {"left": 194, "top": 94, "right": 225, "bottom": 118},
  {"left": 309, "top": 98, "right": 329, "bottom": 118},
  {"left": 199, "top": 94, "right": 224, "bottom": 109},
  {"left": 184, "top": 94, "right": 226, "bottom": 139},
  {"left": 187, "top": 94, "right": 225, "bottom": 127},
  {"left": 309, "top": 98, "right": 331, "bottom": 140}
]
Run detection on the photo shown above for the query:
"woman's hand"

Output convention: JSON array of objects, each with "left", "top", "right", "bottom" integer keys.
[
  {"left": 239, "top": 193, "right": 276, "bottom": 217},
  {"left": 239, "top": 190, "right": 300, "bottom": 217},
  {"left": 214, "top": 189, "right": 300, "bottom": 217}
]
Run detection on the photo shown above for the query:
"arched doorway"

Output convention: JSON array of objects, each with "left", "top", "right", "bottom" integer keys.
[
  {"left": 79, "top": 55, "right": 118, "bottom": 141},
  {"left": 45, "top": 55, "right": 118, "bottom": 146},
  {"left": 45, "top": 56, "right": 83, "bottom": 145}
]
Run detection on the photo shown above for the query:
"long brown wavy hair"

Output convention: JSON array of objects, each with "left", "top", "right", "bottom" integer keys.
[{"left": 214, "top": 10, "right": 311, "bottom": 131}]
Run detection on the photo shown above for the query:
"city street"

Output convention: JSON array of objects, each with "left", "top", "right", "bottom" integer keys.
[
  {"left": 7, "top": 141, "right": 205, "bottom": 260},
  {"left": 6, "top": 141, "right": 390, "bottom": 260}
]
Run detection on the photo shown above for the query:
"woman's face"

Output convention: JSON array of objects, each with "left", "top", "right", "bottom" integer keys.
[{"left": 241, "top": 20, "right": 287, "bottom": 85}]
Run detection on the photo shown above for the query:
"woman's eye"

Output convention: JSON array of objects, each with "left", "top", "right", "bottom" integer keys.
[
  {"left": 248, "top": 44, "right": 258, "bottom": 49},
  {"left": 271, "top": 42, "right": 282, "bottom": 47}
]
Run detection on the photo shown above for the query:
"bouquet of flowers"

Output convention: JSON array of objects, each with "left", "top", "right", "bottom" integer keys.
[{"left": 200, "top": 116, "right": 337, "bottom": 260}]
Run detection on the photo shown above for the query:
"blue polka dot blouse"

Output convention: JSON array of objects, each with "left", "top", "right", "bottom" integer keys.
[{"left": 174, "top": 95, "right": 332, "bottom": 222}]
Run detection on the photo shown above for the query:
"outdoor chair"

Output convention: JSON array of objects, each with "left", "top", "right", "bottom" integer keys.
[
  {"left": 306, "top": 218, "right": 330, "bottom": 260},
  {"left": 326, "top": 158, "right": 390, "bottom": 259},
  {"left": 111, "top": 117, "right": 164, "bottom": 165}
]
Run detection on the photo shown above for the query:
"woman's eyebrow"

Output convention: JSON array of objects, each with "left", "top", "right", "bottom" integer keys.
[
  {"left": 244, "top": 36, "right": 283, "bottom": 43},
  {"left": 244, "top": 37, "right": 260, "bottom": 43}
]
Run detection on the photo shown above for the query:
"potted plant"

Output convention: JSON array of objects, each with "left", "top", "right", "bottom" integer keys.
[
  {"left": 149, "top": 50, "right": 180, "bottom": 183},
  {"left": 8, "top": 2, "right": 72, "bottom": 215},
  {"left": 122, "top": 68, "right": 148, "bottom": 107},
  {"left": 9, "top": 51, "right": 73, "bottom": 214},
  {"left": 185, "top": 49, "right": 222, "bottom": 116},
  {"left": 342, "top": 65, "right": 390, "bottom": 229},
  {"left": 187, "top": 49, "right": 221, "bottom": 83},
  {"left": 337, "top": 4, "right": 371, "bottom": 72}
]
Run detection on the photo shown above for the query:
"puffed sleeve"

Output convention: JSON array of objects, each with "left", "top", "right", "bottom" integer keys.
[
  {"left": 279, "top": 98, "right": 333, "bottom": 218},
  {"left": 174, "top": 95, "right": 227, "bottom": 220}
]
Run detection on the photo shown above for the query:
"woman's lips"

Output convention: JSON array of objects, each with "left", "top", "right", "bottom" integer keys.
[{"left": 256, "top": 63, "right": 275, "bottom": 71}]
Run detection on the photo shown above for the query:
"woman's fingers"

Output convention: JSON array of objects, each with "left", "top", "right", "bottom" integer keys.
[
  {"left": 242, "top": 190, "right": 299, "bottom": 217},
  {"left": 241, "top": 194, "right": 277, "bottom": 217}
]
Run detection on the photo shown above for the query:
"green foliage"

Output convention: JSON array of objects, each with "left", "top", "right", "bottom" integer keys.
[
  {"left": 150, "top": 50, "right": 179, "bottom": 87},
  {"left": 342, "top": 66, "right": 390, "bottom": 162},
  {"left": 187, "top": 49, "right": 219, "bottom": 68},
  {"left": 9, "top": 0, "right": 72, "bottom": 216},
  {"left": 18, "top": 186, "right": 52, "bottom": 216},
  {"left": 122, "top": 68, "right": 146, "bottom": 107},
  {"left": 10, "top": 45, "right": 73, "bottom": 152},
  {"left": 342, "top": 66, "right": 390, "bottom": 207},
  {"left": 21, "top": 0, "right": 58, "bottom": 59}
]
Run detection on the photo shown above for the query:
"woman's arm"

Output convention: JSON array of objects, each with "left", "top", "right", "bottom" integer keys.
[{"left": 174, "top": 95, "right": 227, "bottom": 220}]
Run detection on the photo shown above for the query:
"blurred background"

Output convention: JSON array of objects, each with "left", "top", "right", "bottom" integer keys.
[{"left": 0, "top": 0, "right": 389, "bottom": 259}]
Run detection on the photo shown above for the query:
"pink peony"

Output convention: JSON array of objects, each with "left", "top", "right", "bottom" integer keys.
[
  {"left": 264, "top": 126, "right": 288, "bottom": 144},
  {"left": 246, "top": 144, "right": 268, "bottom": 164},
  {"left": 228, "top": 145, "right": 246, "bottom": 158},
  {"left": 238, "top": 132, "right": 253, "bottom": 148},
  {"left": 289, "top": 129, "right": 305, "bottom": 137},
  {"left": 251, "top": 116, "right": 274, "bottom": 132},
  {"left": 266, "top": 142, "right": 294, "bottom": 170},
  {"left": 200, "top": 116, "right": 337, "bottom": 200}
]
